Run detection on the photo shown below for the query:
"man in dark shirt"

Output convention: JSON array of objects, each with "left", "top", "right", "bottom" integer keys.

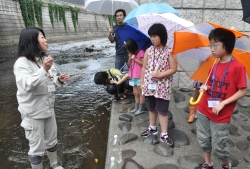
[{"left": 108, "top": 9, "right": 128, "bottom": 71}]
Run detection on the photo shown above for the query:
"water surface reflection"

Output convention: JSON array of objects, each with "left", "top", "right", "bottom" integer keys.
[{"left": 0, "top": 39, "right": 114, "bottom": 169}]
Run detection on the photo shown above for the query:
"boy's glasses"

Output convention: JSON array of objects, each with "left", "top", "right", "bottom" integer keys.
[{"left": 209, "top": 44, "right": 220, "bottom": 50}]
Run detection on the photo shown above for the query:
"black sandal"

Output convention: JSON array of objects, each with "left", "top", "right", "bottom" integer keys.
[
  {"left": 120, "top": 93, "right": 127, "bottom": 100},
  {"left": 112, "top": 95, "right": 120, "bottom": 102}
]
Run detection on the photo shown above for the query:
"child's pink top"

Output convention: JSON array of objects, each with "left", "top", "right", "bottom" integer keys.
[{"left": 128, "top": 49, "right": 144, "bottom": 78}]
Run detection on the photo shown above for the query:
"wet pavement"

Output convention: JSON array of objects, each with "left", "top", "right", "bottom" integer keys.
[
  {"left": 0, "top": 38, "right": 116, "bottom": 169},
  {"left": 106, "top": 89, "right": 250, "bottom": 169}
]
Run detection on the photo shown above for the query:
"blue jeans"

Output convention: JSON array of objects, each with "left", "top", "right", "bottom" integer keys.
[
  {"left": 106, "top": 79, "right": 132, "bottom": 95},
  {"left": 115, "top": 55, "right": 128, "bottom": 70}
]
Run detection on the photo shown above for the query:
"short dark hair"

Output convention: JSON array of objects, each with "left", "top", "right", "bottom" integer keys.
[
  {"left": 94, "top": 71, "right": 109, "bottom": 85},
  {"left": 122, "top": 38, "right": 138, "bottom": 54},
  {"left": 115, "top": 9, "right": 126, "bottom": 17},
  {"left": 208, "top": 28, "right": 235, "bottom": 54},
  {"left": 148, "top": 23, "right": 168, "bottom": 46},
  {"left": 17, "top": 27, "right": 46, "bottom": 62}
]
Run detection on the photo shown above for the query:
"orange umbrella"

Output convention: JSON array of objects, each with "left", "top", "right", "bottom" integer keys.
[
  {"left": 172, "top": 21, "right": 250, "bottom": 105},
  {"left": 172, "top": 21, "right": 250, "bottom": 83}
]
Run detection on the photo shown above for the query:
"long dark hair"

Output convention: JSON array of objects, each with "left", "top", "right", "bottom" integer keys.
[
  {"left": 123, "top": 38, "right": 138, "bottom": 54},
  {"left": 17, "top": 27, "right": 46, "bottom": 62}
]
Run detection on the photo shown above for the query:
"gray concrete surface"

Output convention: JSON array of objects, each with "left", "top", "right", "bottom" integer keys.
[{"left": 105, "top": 89, "right": 250, "bottom": 169}]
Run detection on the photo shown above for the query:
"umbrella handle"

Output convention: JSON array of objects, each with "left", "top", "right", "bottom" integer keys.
[{"left": 189, "top": 92, "right": 204, "bottom": 106}]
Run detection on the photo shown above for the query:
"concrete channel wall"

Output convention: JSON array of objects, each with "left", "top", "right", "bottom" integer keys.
[
  {"left": 139, "top": 0, "right": 249, "bottom": 34},
  {"left": 0, "top": 0, "right": 109, "bottom": 47}
]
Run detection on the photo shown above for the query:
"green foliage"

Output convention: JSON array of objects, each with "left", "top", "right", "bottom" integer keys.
[
  {"left": 58, "top": 5, "right": 67, "bottom": 32},
  {"left": 19, "top": 0, "right": 43, "bottom": 28},
  {"left": 34, "top": 0, "right": 43, "bottom": 28},
  {"left": 48, "top": 3, "right": 67, "bottom": 32},
  {"left": 48, "top": 3, "right": 80, "bottom": 33},
  {"left": 20, "top": 0, "right": 80, "bottom": 33},
  {"left": 107, "top": 15, "right": 116, "bottom": 26},
  {"left": 54, "top": 4, "right": 59, "bottom": 21},
  {"left": 19, "top": 0, "right": 34, "bottom": 27},
  {"left": 27, "top": 0, "right": 35, "bottom": 26},
  {"left": 48, "top": 3, "right": 54, "bottom": 28},
  {"left": 70, "top": 7, "right": 80, "bottom": 32},
  {"left": 19, "top": 0, "right": 29, "bottom": 27}
]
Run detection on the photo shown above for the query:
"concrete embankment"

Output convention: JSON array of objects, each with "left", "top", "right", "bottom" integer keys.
[
  {"left": 105, "top": 89, "right": 250, "bottom": 169},
  {"left": 0, "top": 0, "right": 109, "bottom": 47}
]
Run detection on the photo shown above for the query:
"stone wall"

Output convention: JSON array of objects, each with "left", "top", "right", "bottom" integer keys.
[
  {"left": 139, "top": 0, "right": 249, "bottom": 33},
  {"left": 0, "top": 0, "right": 109, "bottom": 47}
]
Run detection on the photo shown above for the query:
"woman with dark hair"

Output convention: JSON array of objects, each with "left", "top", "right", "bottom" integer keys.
[{"left": 14, "top": 27, "right": 68, "bottom": 169}]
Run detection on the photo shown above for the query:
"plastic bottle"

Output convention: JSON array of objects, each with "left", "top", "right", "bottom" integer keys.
[
  {"left": 110, "top": 135, "right": 122, "bottom": 164},
  {"left": 109, "top": 157, "right": 118, "bottom": 169}
]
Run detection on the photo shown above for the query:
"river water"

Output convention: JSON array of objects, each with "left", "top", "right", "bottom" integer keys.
[{"left": 0, "top": 38, "right": 115, "bottom": 169}]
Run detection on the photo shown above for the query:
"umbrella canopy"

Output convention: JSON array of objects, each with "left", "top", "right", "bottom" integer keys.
[
  {"left": 136, "top": 13, "right": 194, "bottom": 49},
  {"left": 241, "top": 0, "right": 250, "bottom": 24},
  {"left": 123, "top": 2, "right": 179, "bottom": 25},
  {"left": 84, "top": 0, "right": 139, "bottom": 15},
  {"left": 172, "top": 21, "right": 250, "bottom": 83},
  {"left": 114, "top": 24, "right": 152, "bottom": 52}
]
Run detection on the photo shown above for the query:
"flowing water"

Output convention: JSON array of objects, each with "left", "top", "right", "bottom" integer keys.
[{"left": 0, "top": 38, "right": 115, "bottom": 169}]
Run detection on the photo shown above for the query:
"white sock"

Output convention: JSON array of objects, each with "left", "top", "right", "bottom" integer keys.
[
  {"left": 149, "top": 126, "right": 156, "bottom": 130},
  {"left": 161, "top": 132, "right": 168, "bottom": 136},
  {"left": 208, "top": 162, "right": 213, "bottom": 166}
]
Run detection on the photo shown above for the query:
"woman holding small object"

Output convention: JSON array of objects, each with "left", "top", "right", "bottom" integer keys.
[{"left": 13, "top": 27, "right": 68, "bottom": 169}]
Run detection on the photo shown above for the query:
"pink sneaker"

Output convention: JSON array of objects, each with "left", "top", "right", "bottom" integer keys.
[
  {"left": 201, "top": 163, "right": 214, "bottom": 169},
  {"left": 221, "top": 164, "right": 232, "bottom": 169}
]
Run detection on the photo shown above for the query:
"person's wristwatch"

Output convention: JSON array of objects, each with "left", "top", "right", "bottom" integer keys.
[{"left": 110, "top": 32, "right": 115, "bottom": 37}]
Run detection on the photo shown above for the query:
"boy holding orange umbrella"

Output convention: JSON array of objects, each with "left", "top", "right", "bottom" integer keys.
[{"left": 197, "top": 28, "right": 247, "bottom": 169}]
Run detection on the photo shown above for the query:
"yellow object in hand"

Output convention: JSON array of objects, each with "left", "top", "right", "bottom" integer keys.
[{"left": 189, "top": 92, "right": 204, "bottom": 106}]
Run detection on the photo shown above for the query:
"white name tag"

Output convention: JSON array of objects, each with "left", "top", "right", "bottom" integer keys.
[
  {"left": 129, "top": 80, "right": 134, "bottom": 86},
  {"left": 208, "top": 98, "right": 221, "bottom": 108},
  {"left": 148, "top": 83, "right": 157, "bottom": 90},
  {"left": 48, "top": 85, "right": 56, "bottom": 92}
]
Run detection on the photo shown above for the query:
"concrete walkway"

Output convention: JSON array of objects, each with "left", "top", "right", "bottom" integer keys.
[{"left": 105, "top": 88, "right": 250, "bottom": 169}]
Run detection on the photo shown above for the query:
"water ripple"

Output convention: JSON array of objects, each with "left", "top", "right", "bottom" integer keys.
[{"left": 0, "top": 44, "right": 114, "bottom": 168}]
